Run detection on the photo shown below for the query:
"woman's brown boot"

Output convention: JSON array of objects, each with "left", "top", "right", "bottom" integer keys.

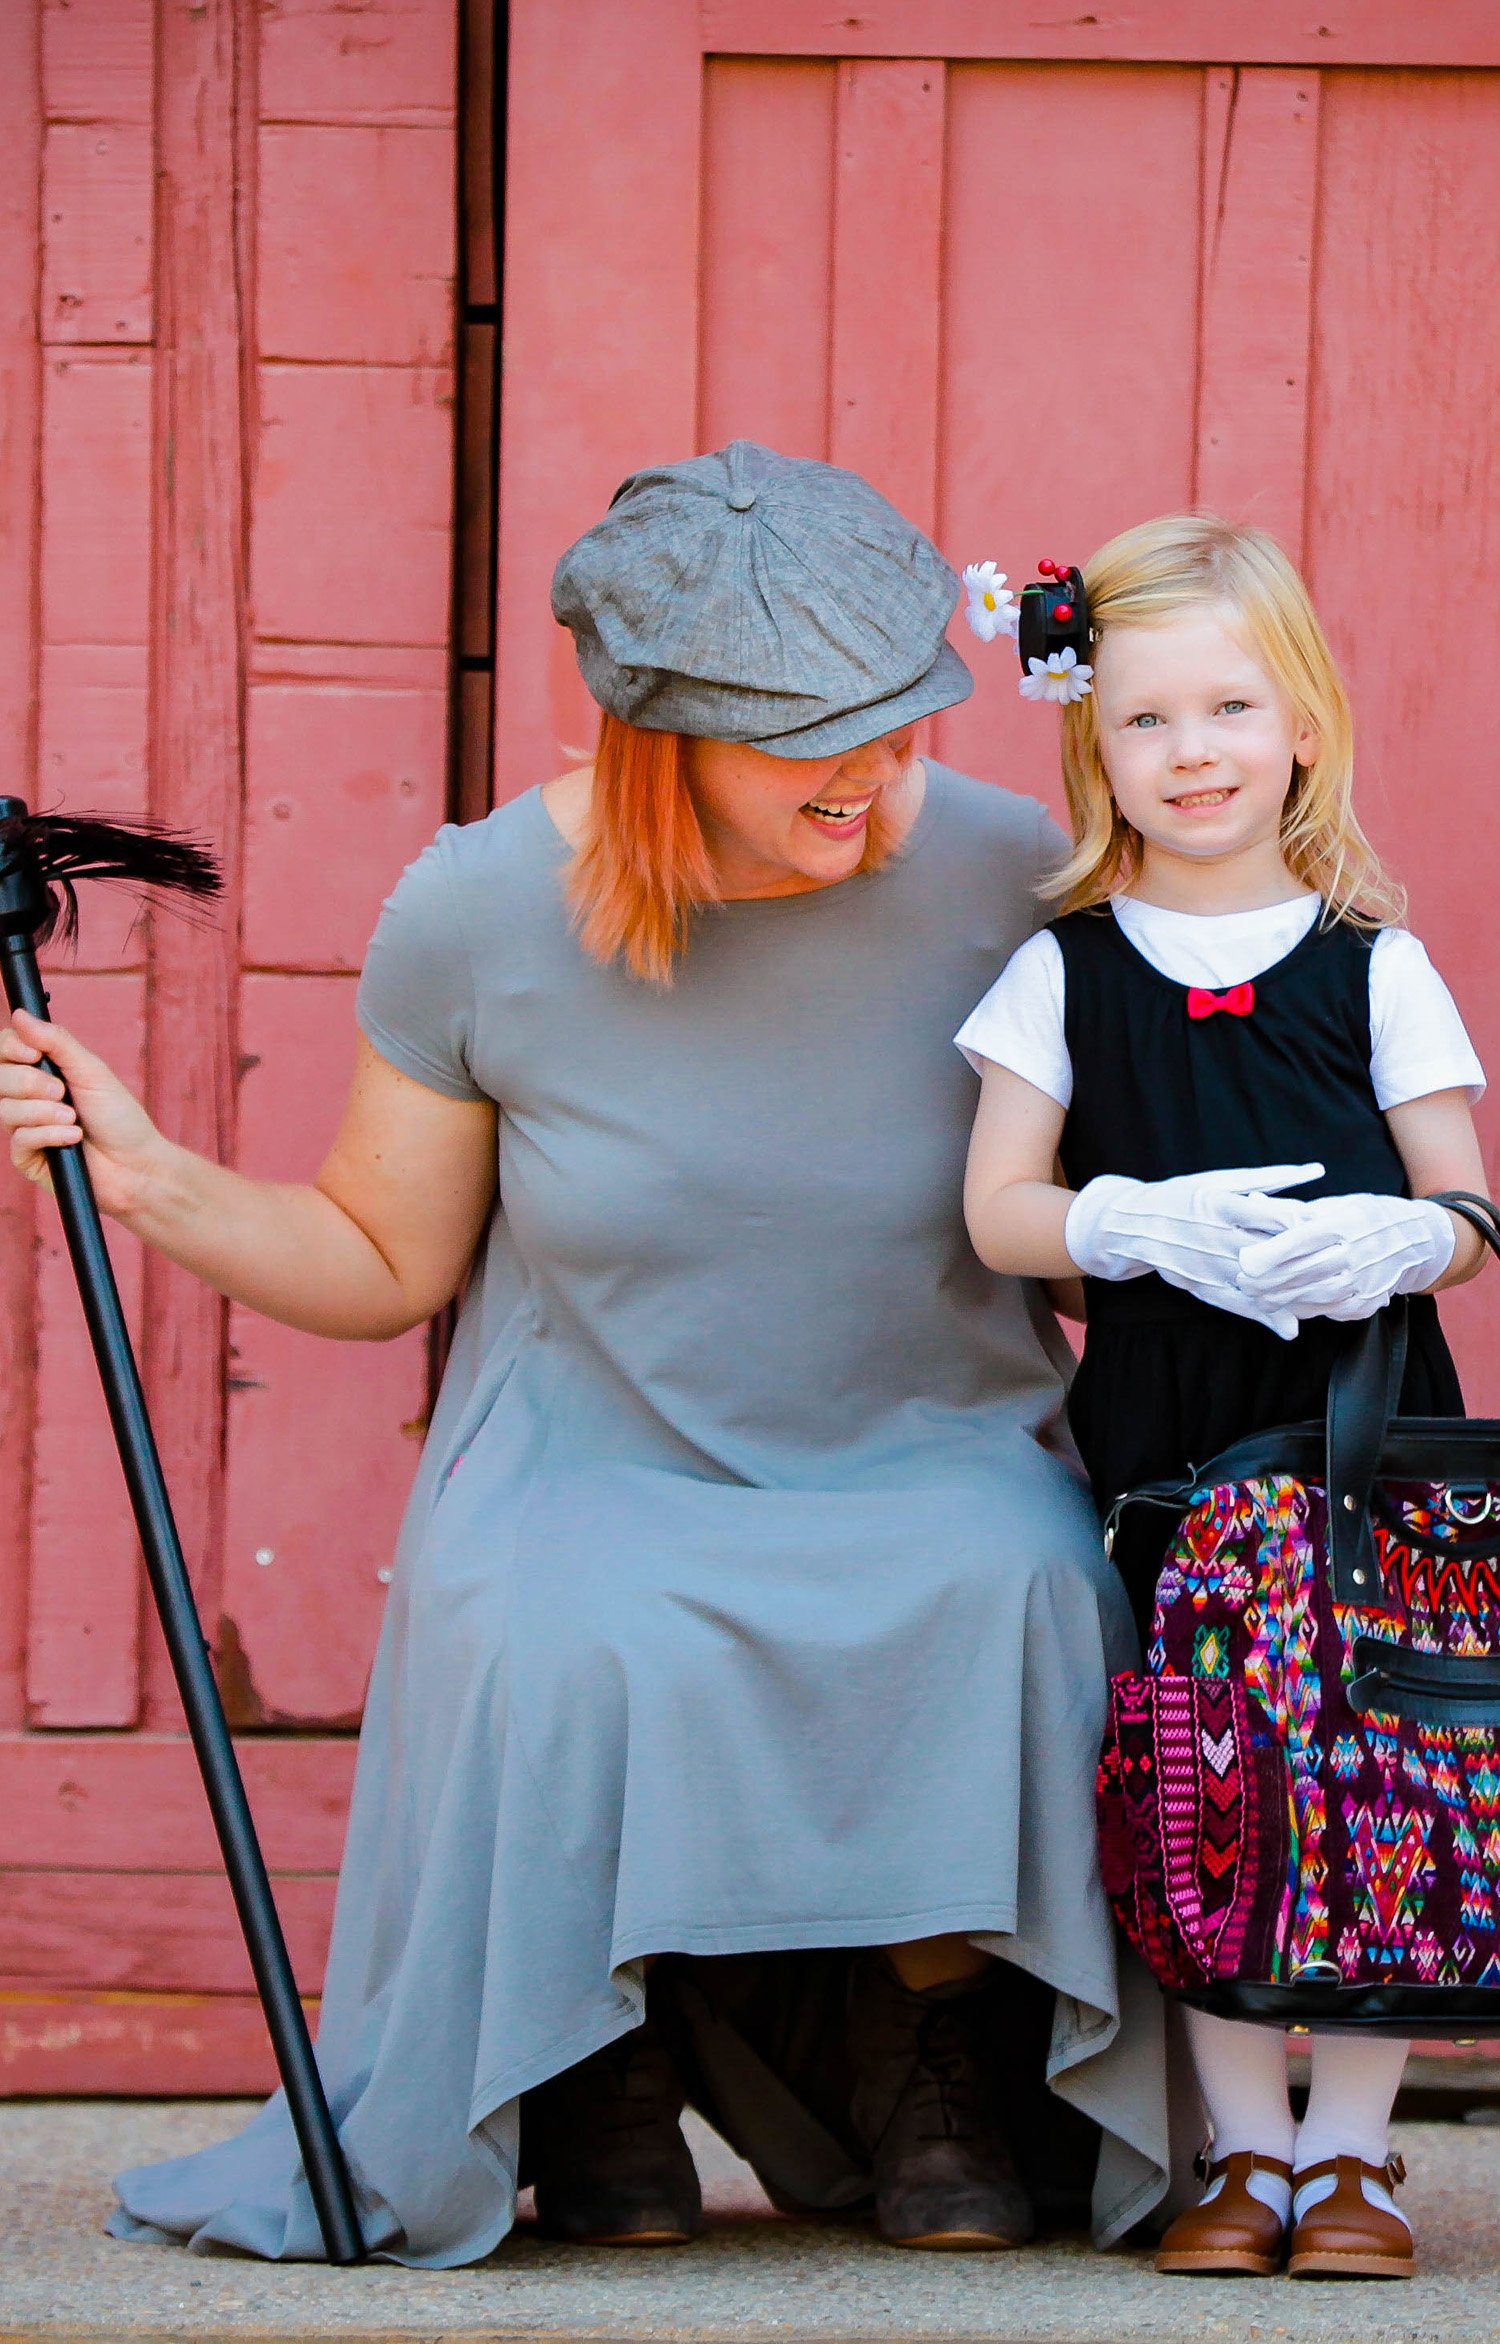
[
  {"left": 847, "top": 1954, "right": 1034, "bottom": 2249},
  {"left": 1154, "top": 2150, "right": 1292, "bottom": 2276},
  {"left": 524, "top": 2019, "right": 703, "bottom": 2245}
]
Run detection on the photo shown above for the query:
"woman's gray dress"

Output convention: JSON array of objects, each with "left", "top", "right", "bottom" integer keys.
[{"left": 110, "top": 765, "right": 1169, "bottom": 2262}]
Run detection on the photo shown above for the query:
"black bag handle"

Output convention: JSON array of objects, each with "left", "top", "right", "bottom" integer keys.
[{"left": 1325, "top": 1192, "right": 1500, "bottom": 1605}]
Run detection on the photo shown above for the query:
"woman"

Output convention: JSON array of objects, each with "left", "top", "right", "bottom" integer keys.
[{"left": 0, "top": 442, "right": 1167, "bottom": 2263}]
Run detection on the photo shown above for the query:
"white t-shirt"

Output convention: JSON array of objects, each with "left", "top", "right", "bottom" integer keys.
[{"left": 955, "top": 895, "right": 1485, "bottom": 1112}]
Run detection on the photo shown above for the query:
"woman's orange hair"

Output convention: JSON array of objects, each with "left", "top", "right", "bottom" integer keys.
[
  {"left": 568, "top": 709, "right": 906, "bottom": 984},
  {"left": 565, "top": 713, "right": 718, "bottom": 986}
]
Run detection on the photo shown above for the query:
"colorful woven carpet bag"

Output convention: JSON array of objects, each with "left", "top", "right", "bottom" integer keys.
[{"left": 1096, "top": 1191, "right": 1500, "bottom": 2033}]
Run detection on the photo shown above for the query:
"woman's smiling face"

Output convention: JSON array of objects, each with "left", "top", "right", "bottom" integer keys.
[
  {"left": 1091, "top": 605, "right": 1320, "bottom": 884},
  {"left": 685, "top": 725, "right": 921, "bottom": 899}
]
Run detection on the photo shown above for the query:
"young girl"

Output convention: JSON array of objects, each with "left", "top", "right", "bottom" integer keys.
[{"left": 958, "top": 516, "right": 1490, "bottom": 2281}]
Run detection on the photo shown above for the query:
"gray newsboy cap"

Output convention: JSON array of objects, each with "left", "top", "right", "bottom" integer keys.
[{"left": 551, "top": 440, "right": 973, "bottom": 758}]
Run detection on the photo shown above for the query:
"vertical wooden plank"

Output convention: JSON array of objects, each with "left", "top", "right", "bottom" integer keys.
[
  {"left": 41, "top": 123, "right": 153, "bottom": 344},
  {"left": 827, "top": 60, "right": 945, "bottom": 536},
  {"left": 28, "top": 976, "right": 145, "bottom": 1727},
  {"left": 455, "top": 666, "right": 494, "bottom": 828},
  {"left": 1305, "top": 69, "right": 1500, "bottom": 1410},
  {"left": 698, "top": 60, "right": 836, "bottom": 466},
  {"left": 242, "top": 660, "right": 447, "bottom": 969},
  {"left": 39, "top": 352, "right": 152, "bottom": 646},
  {"left": 41, "top": 0, "right": 154, "bottom": 125},
  {"left": 257, "top": 124, "right": 454, "bottom": 366},
  {"left": 229, "top": 0, "right": 456, "bottom": 1729},
  {"left": 460, "top": 0, "right": 496, "bottom": 310},
  {"left": 259, "top": 0, "right": 456, "bottom": 128},
  {"left": 1194, "top": 66, "right": 1320, "bottom": 559},
  {"left": 935, "top": 62, "right": 1202, "bottom": 790},
  {"left": 495, "top": 0, "right": 701, "bottom": 800},
  {"left": 456, "top": 318, "right": 496, "bottom": 663},
  {"left": 252, "top": 364, "right": 454, "bottom": 646},
  {"left": 0, "top": 0, "right": 43, "bottom": 1735},
  {"left": 29, "top": 54, "right": 154, "bottom": 1727},
  {"left": 219, "top": 977, "right": 423, "bottom": 1728},
  {"left": 139, "top": 0, "right": 256, "bottom": 1728}
]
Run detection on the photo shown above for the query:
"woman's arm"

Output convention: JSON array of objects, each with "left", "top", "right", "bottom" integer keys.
[
  {"left": 963, "top": 1061, "right": 1075, "bottom": 1276},
  {"left": 1386, "top": 1086, "right": 1492, "bottom": 1290},
  {"left": 0, "top": 1010, "right": 497, "bottom": 1339}
]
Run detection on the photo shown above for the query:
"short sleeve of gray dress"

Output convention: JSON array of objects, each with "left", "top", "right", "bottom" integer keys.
[{"left": 356, "top": 828, "right": 486, "bottom": 1102}]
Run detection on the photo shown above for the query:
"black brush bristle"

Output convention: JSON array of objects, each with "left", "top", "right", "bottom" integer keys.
[{"left": 0, "top": 811, "right": 222, "bottom": 948}]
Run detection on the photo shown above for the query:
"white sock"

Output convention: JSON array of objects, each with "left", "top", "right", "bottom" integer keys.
[
  {"left": 1293, "top": 2035, "right": 1410, "bottom": 2229},
  {"left": 1183, "top": 2007, "right": 1295, "bottom": 2220}
]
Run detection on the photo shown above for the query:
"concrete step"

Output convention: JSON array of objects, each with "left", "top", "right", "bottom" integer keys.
[{"left": 2, "top": 2101, "right": 1500, "bottom": 2342}]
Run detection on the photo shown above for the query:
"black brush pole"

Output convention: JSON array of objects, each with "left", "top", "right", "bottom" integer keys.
[{"left": 0, "top": 811, "right": 363, "bottom": 2265}]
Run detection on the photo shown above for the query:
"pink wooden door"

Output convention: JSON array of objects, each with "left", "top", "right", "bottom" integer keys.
[
  {"left": 499, "top": 1, "right": 1500, "bottom": 1420},
  {"left": 0, "top": 0, "right": 456, "bottom": 2089}
]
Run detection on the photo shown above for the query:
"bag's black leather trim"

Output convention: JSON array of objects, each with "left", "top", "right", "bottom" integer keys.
[
  {"left": 1176, "top": 1981, "right": 1500, "bottom": 2036},
  {"left": 1326, "top": 1305, "right": 1408, "bottom": 1605},
  {"left": 1349, "top": 1635, "right": 1500, "bottom": 1725},
  {"left": 1117, "top": 1419, "right": 1500, "bottom": 1505}
]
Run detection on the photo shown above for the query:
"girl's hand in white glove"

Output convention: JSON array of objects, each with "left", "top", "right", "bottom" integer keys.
[
  {"left": 1232, "top": 1191, "right": 1457, "bottom": 1322},
  {"left": 1064, "top": 1163, "right": 1324, "bottom": 1340}
]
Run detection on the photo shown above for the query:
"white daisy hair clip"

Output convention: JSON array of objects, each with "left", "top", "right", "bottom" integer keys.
[
  {"left": 965, "top": 554, "right": 1094, "bottom": 705},
  {"left": 961, "top": 562, "right": 1020, "bottom": 643}
]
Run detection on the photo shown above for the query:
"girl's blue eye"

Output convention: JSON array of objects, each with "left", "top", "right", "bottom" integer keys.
[
  {"left": 1128, "top": 713, "right": 1161, "bottom": 730},
  {"left": 1221, "top": 700, "right": 1248, "bottom": 715}
]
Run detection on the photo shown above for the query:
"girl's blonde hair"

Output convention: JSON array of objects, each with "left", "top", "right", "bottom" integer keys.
[{"left": 1049, "top": 513, "right": 1404, "bottom": 926}]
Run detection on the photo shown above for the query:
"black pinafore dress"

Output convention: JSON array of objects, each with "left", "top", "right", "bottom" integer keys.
[{"left": 1055, "top": 905, "right": 1464, "bottom": 1633}]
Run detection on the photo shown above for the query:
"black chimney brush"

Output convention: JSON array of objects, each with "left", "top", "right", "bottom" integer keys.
[{"left": 0, "top": 799, "right": 364, "bottom": 2265}]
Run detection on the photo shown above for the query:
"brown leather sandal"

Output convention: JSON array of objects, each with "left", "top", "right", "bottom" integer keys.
[
  {"left": 1154, "top": 2149, "right": 1292, "bottom": 2276},
  {"left": 1287, "top": 2153, "right": 1413, "bottom": 2280}
]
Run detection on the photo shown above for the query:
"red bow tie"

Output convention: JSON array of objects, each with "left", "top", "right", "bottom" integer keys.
[{"left": 1186, "top": 981, "right": 1256, "bottom": 1021}]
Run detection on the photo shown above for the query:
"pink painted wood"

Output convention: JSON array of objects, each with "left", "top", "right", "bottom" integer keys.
[
  {"left": 0, "top": 1870, "right": 333, "bottom": 1994},
  {"left": 933, "top": 63, "right": 1202, "bottom": 794},
  {"left": 26, "top": 974, "right": 145, "bottom": 1728},
  {"left": 0, "top": 1734, "right": 355, "bottom": 1871},
  {"left": 251, "top": 362, "right": 454, "bottom": 647},
  {"left": 698, "top": 61, "right": 836, "bottom": 465},
  {"left": 827, "top": 60, "right": 944, "bottom": 538},
  {"left": 257, "top": 124, "right": 455, "bottom": 366},
  {"left": 0, "top": 0, "right": 43, "bottom": 1741},
  {"left": 1305, "top": 68, "right": 1500, "bottom": 1409},
  {"left": 1194, "top": 67, "right": 1320, "bottom": 559},
  {"left": 259, "top": 0, "right": 457, "bottom": 129},
  {"left": 699, "top": 1, "right": 1500, "bottom": 67},
  {"left": 221, "top": 979, "right": 425, "bottom": 1728},
  {"left": 0, "top": 0, "right": 456, "bottom": 2085},
  {"left": 496, "top": 0, "right": 700, "bottom": 796},
  {"left": 40, "top": 123, "right": 153, "bottom": 345},
  {"left": 0, "top": 1990, "right": 317, "bottom": 2097},
  {"left": 138, "top": 0, "right": 253, "bottom": 1732},
  {"left": 242, "top": 653, "right": 448, "bottom": 971},
  {"left": 40, "top": 0, "right": 153, "bottom": 126},
  {"left": 39, "top": 351, "right": 152, "bottom": 647}
]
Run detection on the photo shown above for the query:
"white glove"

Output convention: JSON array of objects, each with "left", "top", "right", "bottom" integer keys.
[
  {"left": 1064, "top": 1164, "right": 1325, "bottom": 1340},
  {"left": 1233, "top": 1192, "right": 1456, "bottom": 1323}
]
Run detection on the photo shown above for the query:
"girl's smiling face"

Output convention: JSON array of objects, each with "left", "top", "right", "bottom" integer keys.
[{"left": 1091, "top": 605, "right": 1321, "bottom": 892}]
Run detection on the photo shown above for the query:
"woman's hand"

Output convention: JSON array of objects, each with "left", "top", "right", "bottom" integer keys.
[
  {"left": 0, "top": 1007, "right": 167, "bottom": 1216},
  {"left": 0, "top": 1015, "right": 498, "bottom": 1341}
]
